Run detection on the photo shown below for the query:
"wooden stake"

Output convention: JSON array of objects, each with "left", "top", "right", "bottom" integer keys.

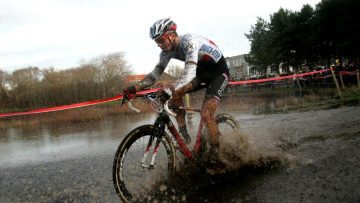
[
  {"left": 185, "top": 93, "right": 191, "bottom": 108},
  {"left": 357, "top": 70, "right": 360, "bottom": 89},
  {"left": 296, "top": 78, "right": 302, "bottom": 91},
  {"left": 330, "top": 68, "right": 343, "bottom": 101},
  {"left": 185, "top": 93, "right": 193, "bottom": 119},
  {"left": 339, "top": 73, "right": 345, "bottom": 89}
]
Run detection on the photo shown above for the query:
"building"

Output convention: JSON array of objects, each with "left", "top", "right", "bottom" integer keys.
[
  {"left": 225, "top": 54, "right": 249, "bottom": 80},
  {"left": 124, "top": 74, "right": 146, "bottom": 84}
]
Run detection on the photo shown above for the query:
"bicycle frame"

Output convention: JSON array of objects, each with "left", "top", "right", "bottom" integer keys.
[
  {"left": 130, "top": 94, "right": 206, "bottom": 169},
  {"left": 154, "top": 106, "right": 204, "bottom": 161}
]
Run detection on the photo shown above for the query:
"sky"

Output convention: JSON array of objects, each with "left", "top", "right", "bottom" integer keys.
[{"left": 0, "top": 0, "right": 321, "bottom": 74}]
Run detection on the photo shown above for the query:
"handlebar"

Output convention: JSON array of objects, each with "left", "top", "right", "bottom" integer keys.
[
  {"left": 127, "top": 101, "right": 140, "bottom": 113},
  {"left": 123, "top": 93, "right": 178, "bottom": 117},
  {"left": 164, "top": 100, "right": 177, "bottom": 117}
]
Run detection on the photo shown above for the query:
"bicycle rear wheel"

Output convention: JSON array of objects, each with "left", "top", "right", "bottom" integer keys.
[
  {"left": 215, "top": 113, "right": 249, "bottom": 170},
  {"left": 197, "top": 113, "right": 240, "bottom": 158},
  {"left": 216, "top": 113, "right": 240, "bottom": 134},
  {"left": 113, "top": 125, "right": 176, "bottom": 202}
]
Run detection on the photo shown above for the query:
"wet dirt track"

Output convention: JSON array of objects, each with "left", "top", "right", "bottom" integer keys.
[{"left": 0, "top": 106, "right": 359, "bottom": 202}]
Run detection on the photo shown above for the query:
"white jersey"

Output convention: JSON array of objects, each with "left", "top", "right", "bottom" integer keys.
[
  {"left": 157, "top": 33, "right": 223, "bottom": 68},
  {"left": 143, "top": 33, "right": 228, "bottom": 91}
]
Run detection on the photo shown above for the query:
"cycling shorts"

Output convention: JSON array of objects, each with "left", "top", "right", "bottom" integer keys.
[{"left": 190, "top": 72, "right": 229, "bottom": 102}]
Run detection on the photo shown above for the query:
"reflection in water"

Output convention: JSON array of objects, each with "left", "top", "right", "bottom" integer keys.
[
  {"left": 0, "top": 114, "right": 156, "bottom": 168},
  {"left": 0, "top": 99, "right": 287, "bottom": 170}
]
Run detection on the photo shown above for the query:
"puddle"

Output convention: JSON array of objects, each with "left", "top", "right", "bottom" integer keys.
[{"left": 0, "top": 114, "right": 156, "bottom": 168}]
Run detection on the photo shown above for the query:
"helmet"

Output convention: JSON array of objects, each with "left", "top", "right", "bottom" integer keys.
[{"left": 149, "top": 17, "right": 177, "bottom": 40}]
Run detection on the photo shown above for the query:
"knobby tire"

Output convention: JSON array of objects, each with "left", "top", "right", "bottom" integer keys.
[{"left": 112, "top": 125, "right": 176, "bottom": 202}]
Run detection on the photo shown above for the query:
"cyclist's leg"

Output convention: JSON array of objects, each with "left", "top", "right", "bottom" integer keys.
[
  {"left": 200, "top": 73, "right": 229, "bottom": 163},
  {"left": 201, "top": 97, "right": 220, "bottom": 145},
  {"left": 171, "top": 95, "right": 191, "bottom": 144},
  {"left": 172, "top": 78, "right": 202, "bottom": 144}
]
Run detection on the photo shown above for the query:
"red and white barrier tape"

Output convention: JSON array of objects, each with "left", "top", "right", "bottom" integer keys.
[
  {"left": 0, "top": 95, "right": 123, "bottom": 118},
  {"left": 229, "top": 69, "right": 330, "bottom": 85},
  {"left": 0, "top": 69, "right": 335, "bottom": 118},
  {"left": 0, "top": 88, "right": 160, "bottom": 118},
  {"left": 338, "top": 71, "right": 358, "bottom": 76}
]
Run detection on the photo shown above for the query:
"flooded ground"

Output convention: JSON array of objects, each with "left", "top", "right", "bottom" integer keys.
[{"left": 0, "top": 105, "right": 359, "bottom": 202}]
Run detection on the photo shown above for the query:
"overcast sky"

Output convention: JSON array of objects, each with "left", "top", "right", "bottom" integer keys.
[{"left": 0, "top": 0, "right": 321, "bottom": 74}]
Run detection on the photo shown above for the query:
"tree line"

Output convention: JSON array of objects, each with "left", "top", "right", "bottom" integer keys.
[
  {"left": 0, "top": 52, "right": 131, "bottom": 111},
  {"left": 2, "top": 0, "right": 359, "bottom": 112},
  {"left": 245, "top": 0, "right": 360, "bottom": 75}
]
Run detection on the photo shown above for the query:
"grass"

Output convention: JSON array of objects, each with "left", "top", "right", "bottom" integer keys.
[
  {"left": 221, "top": 86, "right": 360, "bottom": 114},
  {"left": 342, "top": 86, "right": 360, "bottom": 103}
]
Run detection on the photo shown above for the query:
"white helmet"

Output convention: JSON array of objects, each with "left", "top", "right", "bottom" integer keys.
[{"left": 149, "top": 17, "right": 177, "bottom": 40}]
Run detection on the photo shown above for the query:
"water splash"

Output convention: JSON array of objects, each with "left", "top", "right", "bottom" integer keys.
[{"left": 219, "top": 130, "right": 294, "bottom": 173}]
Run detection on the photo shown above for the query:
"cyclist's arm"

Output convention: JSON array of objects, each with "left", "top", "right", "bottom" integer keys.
[
  {"left": 138, "top": 52, "right": 170, "bottom": 90},
  {"left": 173, "top": 38, "right": 198, "bottom": 91},
  {"left": 138, "top": 64, "right": 166, "bottom": 89}
]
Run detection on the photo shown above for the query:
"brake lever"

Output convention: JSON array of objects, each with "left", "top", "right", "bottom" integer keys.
[
  {"left": 128, "top": 101, "right": 140, "bottom": 113},
  {"left": 120, "top": 93, "right": 140, "bottom": 113},
  {"left": 121, "top": 96, "right": 126, "bottom": 106}
]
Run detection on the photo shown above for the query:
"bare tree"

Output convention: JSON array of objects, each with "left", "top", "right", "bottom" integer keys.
[
  {"left": 83, "top": 52, "right": 132, "bottom": 97},
  {"left": 0, "top": 69, "right": 10, "bottom": 109},
  {"left": 8, "top": 67, "right": 43, "bottom": 108},
  {"left": 2, "top": 52, "right": 133, "bottom": 110}
]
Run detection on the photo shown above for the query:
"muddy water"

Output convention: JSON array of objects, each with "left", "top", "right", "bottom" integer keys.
[
  {"left": 0, "top": 114, "right": 159, "bottom": 202},
  {"left": 0, "top": 115, "right": 156, "bottom": 168},
  {"left": 1, "top": 106, "right": 360, "bottom": 202},
  {"left": 178, "top": 106, "right": 360, "bottom": 202}
]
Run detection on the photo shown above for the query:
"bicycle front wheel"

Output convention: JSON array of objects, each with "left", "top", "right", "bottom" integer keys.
[{"left": 113, "top": 125, "right": 176, "bottom": 202}]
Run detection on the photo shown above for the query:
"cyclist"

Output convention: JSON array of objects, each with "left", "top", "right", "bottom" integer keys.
[{"left": 123, "top": 17, "right": 229, "bottom": 166}]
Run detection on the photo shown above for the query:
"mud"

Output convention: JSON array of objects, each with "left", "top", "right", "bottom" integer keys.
[
  {"left": 144, "top": 106, "right": 360, "bottom": 203},
  {"left": 0, "top": 106, "right": 360, "bottom": 202}
]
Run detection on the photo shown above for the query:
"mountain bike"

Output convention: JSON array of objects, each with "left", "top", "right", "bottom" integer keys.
[{"left": 112, "top": 92, "right": 240, "bottom": 202}]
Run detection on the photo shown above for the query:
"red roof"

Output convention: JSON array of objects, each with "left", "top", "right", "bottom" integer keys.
[{"left": 125, "top": 74, "right": 146, "bottom": 84}]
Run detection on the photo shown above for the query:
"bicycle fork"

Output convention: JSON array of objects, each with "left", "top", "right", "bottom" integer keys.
[
  {"left": 141, "top": 136, "right": 161, "bottom": 169},
  {"left": 140, "top": 112, "right": 169, "bottom": 170}
]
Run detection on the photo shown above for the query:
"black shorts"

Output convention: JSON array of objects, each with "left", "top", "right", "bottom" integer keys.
[{"left": 190, "top": 73, "right": 229, "bottom": 102}]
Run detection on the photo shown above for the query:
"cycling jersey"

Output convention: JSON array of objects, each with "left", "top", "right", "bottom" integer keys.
[{"left": 143, "top": 33, "right": 229, "bottom": 91}]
